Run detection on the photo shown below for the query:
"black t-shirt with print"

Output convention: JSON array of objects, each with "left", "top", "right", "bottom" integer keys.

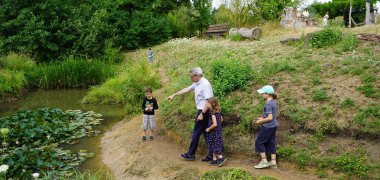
[{"left": 141, "top": 97, "right": 159, "bottom": 115}]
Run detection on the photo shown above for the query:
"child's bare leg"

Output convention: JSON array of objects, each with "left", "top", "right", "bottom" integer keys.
[
  {"left": 271, "top": 154, "right": 276, "bottom": 164},
  {"left": 213, "top": 153, "right": 217, "bottom": 160},
  {"left": 260, "top": 152, "right": 268, "bottom": 163}
]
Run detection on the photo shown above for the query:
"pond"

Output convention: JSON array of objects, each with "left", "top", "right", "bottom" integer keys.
[{"left": 0, "top": 89, "right": 126, "bottom": 173}]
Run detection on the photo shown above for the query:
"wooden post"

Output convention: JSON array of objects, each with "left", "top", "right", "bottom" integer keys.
[{"left": 349, "top": 0, "right": 352, "bottom": 28}]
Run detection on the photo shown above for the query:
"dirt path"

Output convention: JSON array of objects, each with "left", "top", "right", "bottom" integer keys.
[{"left": 101, "top": 68, "right": 318, "bottom": 180}]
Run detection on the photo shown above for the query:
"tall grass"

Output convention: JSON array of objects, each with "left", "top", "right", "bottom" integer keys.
[
  {"left": 82, "top": 62, "right": 160, "bottom": 114},
  {"left": 67, "top": 170, "right": 114, "bottom": 180},
  {"left": 0, "top": 53, "right": 34, "bottom": 96},
  {"left": 27, "top": 57, "right": 115, "bottom": 89}
]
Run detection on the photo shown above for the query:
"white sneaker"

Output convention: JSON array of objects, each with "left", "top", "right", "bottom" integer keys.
[
  {"left": 254, "top": 161, "right": 270, "bottom": 169},
  {"left": 269, "top": 162, "right": 278, "bottom": 169}
]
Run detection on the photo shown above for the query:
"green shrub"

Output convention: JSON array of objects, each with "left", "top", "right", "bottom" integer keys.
[
  {"left": 82, "top": 62, "right": 160, "bottom": 114},
  {"left": 0, "top": 69, "right": 27, "bottom": 96},
  {"left": 312, "top": 89, "right": 329, "bottom": 101},
  {"left": 27, "top": 57, "right": 115, "bottom": 89},
  {"left": 311, "top": 28, "right": 343, "bottom": 48},
  {"left": 0, "top": 53, "right": 35, "bottom": 71},
  {"left": 229, "top": 34, "right": 244, "bottom": 41},
  {"left": 340, "top": 98, "right": 355, "bottom": 108},
  {"left": 315, "top": 119, "right": 338, "bottom": 140},
  {"left": 315, "top": 170, "right": 328, "bottom": 178},
  {"left": 0, "top": 108, "right": 102, "bottom": 178},
  {"left": 210, "top": 58, "right": 254, "bottom": 97},
  {"left": 201, "top": 168, "right": 253, "bottom": 180}
]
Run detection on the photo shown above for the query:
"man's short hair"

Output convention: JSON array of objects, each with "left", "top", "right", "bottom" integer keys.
[{"left": 189, "top": 67, "right": 203, "bottom": 77}]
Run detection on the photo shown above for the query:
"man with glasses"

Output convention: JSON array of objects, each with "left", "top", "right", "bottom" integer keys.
[{"left": 167, "top": 67, "right": 214, "bottom": 161}]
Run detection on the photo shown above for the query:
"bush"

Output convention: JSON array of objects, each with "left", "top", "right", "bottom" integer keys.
[
  {"left": 210, "top": 58, "right": 254, "bottom": 97},
  {"left": 0, "top": 108, "right": 102, "bottom": 178},
  {"left": 311, "top": 28, "right": 343, "bottom": 48},
  {"left": 229, "top": 34, "right": 244, "bottom": 41},
  {"left": 0, "top": 69, "right": 27, "bottom": 96},
  {"left": 201, "top": 168, "right": 253, "bottom": 180},
  {"left": 0, "top": 53, "right": 35, "bottom": 71},
  {"left": 82, "top": 62, "right": 160, "bottom": 114},
  {"left": 329, "top": 16, "right": 345, "bottom": 28},
  {"left": 27, "top": 57, "right": 115, "bottom": 89}
]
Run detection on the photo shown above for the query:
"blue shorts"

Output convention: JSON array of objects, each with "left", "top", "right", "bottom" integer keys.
[{"left": 255, "top": 126, "right": 277, "bottom": 154}]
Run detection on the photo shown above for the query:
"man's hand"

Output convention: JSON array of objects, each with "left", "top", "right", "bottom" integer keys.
[
  {"left": 167, "top": 94, "right": 175, "bottom": 101},
  {"left": 197, "top": 113, "right": 204, "bottom": 121}
]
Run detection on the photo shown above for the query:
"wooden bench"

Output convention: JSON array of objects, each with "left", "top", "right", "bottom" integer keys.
[{"left": 204, "top": 23, "right": 229, "bottom": 37}]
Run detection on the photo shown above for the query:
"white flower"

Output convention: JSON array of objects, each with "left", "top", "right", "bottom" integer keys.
[
  {"left": 16, "top": 141, "right": 19, "bottom": 145},
  {"left": 47, "top": 135, "right": 50, "bottom": 139},
  {"left": 32, "top": 172, "right": 40, "bottom": 178},
  {"left": 0, "top": 164, "right": 9, "bottom": 173}
]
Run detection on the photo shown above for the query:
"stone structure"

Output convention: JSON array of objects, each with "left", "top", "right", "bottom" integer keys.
[{"left": 280, "top": 7, "right": 317, "bottom": 29}]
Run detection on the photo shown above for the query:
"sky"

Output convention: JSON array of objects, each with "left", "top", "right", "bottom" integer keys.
[{"left": 212, "top": 0, "right": 380, "bottom": 11}]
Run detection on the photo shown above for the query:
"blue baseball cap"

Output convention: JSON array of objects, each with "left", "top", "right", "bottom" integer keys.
[{"left": 257, "top": 85, "right": 275, "bottom": 94}]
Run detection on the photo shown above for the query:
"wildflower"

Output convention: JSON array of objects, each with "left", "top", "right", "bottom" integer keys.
[
  {"left": 1, "top": 128, "right": 9, "bottom": 137},
  {"left": 0, "top": 164, "right": 9, "bottom": 173},
  {"left": 32, "top": 172, "right": 40, "bottom": 178}
]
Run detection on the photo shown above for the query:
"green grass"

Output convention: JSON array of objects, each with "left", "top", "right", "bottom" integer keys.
[
  {"left": 68, "top": 170, "right": 113, "bottom": 180},
  {"left": 27, "top": 57, "right": 115, "bottom": 89},
  {"left": 201, "top": 168, "right": 253, "bottom": 180},
  {"left": 82, "top": 62, "right": 160, "bottom": 114},
  {"left": 340, "top": 98, "right": 355, "bottom": 108},
  {"left": 312, "top": 89, "right": 329, "bottom": 101},
  {"left": 229, "top": 34, "right": 244, "bottom": 41},
  {"left": 0, "top": 53, "right": 34, "bottom": 96}
]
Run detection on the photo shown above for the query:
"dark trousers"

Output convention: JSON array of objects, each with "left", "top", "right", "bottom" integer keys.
[
  {"left": 188, "top": 110, "right": 212, "bottom": 157},
  {"left": 255, "top": 126, "right": 277, "bottom": 154}
]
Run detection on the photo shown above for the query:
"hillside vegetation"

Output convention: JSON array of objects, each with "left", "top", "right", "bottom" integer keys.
[{"left": 122, "top": 24, "right": 380, "bottom": 179}]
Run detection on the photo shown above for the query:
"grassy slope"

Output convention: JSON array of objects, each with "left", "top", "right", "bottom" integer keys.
[{"left": 125, "top": 24, "right": 380, "bottom": 179}]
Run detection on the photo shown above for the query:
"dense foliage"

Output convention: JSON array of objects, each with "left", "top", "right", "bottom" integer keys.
[
  {"left": 0, "top": 108, "right": 103, "bottom": 178},
  {"left": 0, "top": 0, "right": 191, "bottom": 61}
]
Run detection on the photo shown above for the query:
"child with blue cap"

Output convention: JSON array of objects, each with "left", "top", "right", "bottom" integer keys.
[{"left": 254, "top": 85, "right": 278, "bottom": 169}]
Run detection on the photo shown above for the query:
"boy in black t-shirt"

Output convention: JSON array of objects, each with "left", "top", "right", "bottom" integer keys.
[{"left": 141, "top": 88, "right": 159, "bottom": 141}]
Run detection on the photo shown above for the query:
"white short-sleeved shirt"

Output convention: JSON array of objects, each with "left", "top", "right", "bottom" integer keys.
[{"left": 189, "top": 77, "right": 213, "bottom": 110}]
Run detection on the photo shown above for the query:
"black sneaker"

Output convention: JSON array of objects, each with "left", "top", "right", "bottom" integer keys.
[
  {"left": 181, "top": 153, "right": 195, "bottom": 161},
  {"left": 217, "top": 157, "right": 227, "bottom": 167},
  {"left": 142, "top": 136, "right": 146, "bottom": 142},
  {"left": 149, "top": 136, "right": 153, "bottom": 141},
  {"left": 201, "top": 155, "right": 213, "bottom": 162},
  {"left": 208, "top": 160, "right": 218, "bottom": 166}
]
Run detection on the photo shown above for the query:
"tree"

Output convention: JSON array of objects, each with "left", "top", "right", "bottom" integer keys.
[{"left": 193, "top": 0, "right": 213, "bottom": 35}]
